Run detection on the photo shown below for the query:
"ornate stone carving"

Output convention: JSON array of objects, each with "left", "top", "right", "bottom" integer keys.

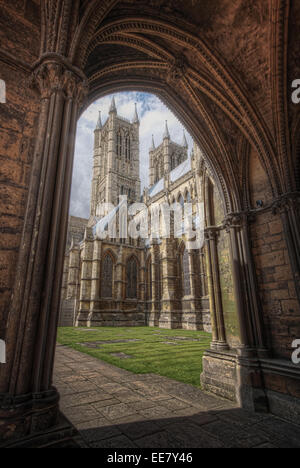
[
  {"left": 167, "top": 54, "right": 187, "bottom": 84},
  {"left": 271, "top": 192, "right": 300, "bottom": 215},
  {"left": 30, "top": 60, "right": 88, "bottom": 105}
]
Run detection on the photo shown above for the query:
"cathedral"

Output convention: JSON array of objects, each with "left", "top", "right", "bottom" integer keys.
[
  {"left": 59, "top": 97, "right": 212, "bottom": 332},
  {"left": 1, "top": 0, "right": 300, "bottom": 447}
]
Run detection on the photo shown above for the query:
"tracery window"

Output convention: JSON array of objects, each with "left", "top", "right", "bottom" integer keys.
[
  {"left": 101, "top": 253, "right": 114, "bottom": 298},
  {"left": 126, "top": 257, "right": 138, "bottom": 299}
]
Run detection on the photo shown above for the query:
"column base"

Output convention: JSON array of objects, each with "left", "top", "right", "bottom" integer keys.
[
  {"left": 0, "top": 388, "right": 78, "bottom": 448},
  {"left": 201, "top": 349, "right": 237, "bottom": 401}
]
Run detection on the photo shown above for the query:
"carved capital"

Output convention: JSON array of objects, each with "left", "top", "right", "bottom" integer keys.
[
  {"left": 30, "top": 60, "right": 89, "bottom": 104},
  {"left": 223, "top": 213, "right": 246, "bottom": 232},
  {"left": 205, "top": 227, "right": 220, "bottom": 241}
]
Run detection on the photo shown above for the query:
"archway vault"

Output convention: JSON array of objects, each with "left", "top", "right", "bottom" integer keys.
[{"left": 77, "top": 14, "right": 283, "bottom": 200}]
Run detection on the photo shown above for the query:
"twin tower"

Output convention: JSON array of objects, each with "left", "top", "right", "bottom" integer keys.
[{"left": 90, "top": 96, "right": 189, "bottom": 219}]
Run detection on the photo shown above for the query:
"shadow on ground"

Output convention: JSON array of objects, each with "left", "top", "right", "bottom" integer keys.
[
  {"left": 76, "top": 407, "right": 300, "bottom": 448},
  {"left": 55, "top": 345, "right": 300, "bottom": 449}
]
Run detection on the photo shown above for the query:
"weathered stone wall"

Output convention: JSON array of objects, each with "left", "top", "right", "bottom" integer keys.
[
  {"left": 251, "top": 210, "right": 300, "bottom": 359},
  {"left": 0, "top": 2, "right": 41, "bottom": 339}
]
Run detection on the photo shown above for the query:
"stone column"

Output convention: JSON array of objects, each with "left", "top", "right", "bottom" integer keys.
[
  {"left": 148, "top": 240, "right": 160, "bottom": 326},
  {"left": 90, "top": 240, "right": 102, "bottom": 318},
  {"left": 160, "top": 237, "right": 182, "bottom": 329},
  {"left": 187, "top": 247, "right": 204, "bottom": 330},
  {"left": 224, "top": 214, "right": 270, "bottom": 411},
  {"left": 0, "top": 57, "right": 88, "bottom": 443},
  {"left": 115, "top": 245, "right": 124, "bottom": 302},
  {"left": 140, "top": 249, "right": 146, "bottom": 303},
  {"left": 77, "top": 228, "right": 94, "bottom": 327},
  {"left": 205, "top": 229, "right": 228, "bottom": 350}
]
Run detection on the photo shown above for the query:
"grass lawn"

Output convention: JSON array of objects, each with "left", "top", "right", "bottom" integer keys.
[{"left": 57, "top": 327, "right": 212, "bottom": 387}]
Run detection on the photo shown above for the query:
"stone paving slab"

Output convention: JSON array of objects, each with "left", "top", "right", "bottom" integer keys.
[{"left": 54, "top": 345, "right": 300, "bottom": 448}]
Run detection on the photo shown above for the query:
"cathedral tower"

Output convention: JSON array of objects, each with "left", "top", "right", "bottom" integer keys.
[
  {"left": 149, "top": 122, "right": 189, "bottom": 187},
  {"left": 90, "top": 97, "right": 141, "bottom": 220}
]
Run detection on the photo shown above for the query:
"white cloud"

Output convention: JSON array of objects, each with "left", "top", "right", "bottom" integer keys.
[{"left": 69, "top": 92, "right": 193, "bottom": 218}]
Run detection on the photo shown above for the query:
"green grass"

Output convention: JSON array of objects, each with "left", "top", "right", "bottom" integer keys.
[{"left": 57, "top": 327, "right": 212, "bottom": 387}]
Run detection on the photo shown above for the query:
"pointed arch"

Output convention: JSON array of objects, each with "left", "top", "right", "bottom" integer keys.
[
  {"left": 101, "top": 250, "right": 116, "bottom": 298},
  {"left": 126, "top": 255, "right": 139, "bottom": 299},
  {"left": 181, "top": 243, "right": 191, "bottom": 297}
]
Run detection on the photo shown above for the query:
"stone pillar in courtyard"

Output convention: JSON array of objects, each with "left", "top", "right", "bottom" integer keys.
[
  {"left": 89, "top": 239, "right": 102, "bottom": 321},
  {"left": 76, "top": 228, "right": 94, "bottom": 327},
  {"left": 160, "top": 237, "right": 182, "bottom": 329},
  {"left": 0, "top": 57, "right": 89, "bottom": 444},
  {"left": 148, "top": 240, "right": 161, "bottom": 327}
]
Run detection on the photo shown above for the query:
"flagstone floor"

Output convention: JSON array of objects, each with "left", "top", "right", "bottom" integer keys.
[{"left": 54, "top": 345, "right": 300, "bottom": 448}]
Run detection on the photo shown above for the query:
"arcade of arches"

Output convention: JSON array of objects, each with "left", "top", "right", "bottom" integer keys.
[{"left": 0, "top": 0, "right": 299, "bottom": 447}]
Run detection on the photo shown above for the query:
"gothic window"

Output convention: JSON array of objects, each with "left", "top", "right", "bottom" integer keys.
[
  {"left": 155, "top": 164, "right": 159, "bottom": 183},
  {"left": 101, "top": 253, "right": 114, "bottom": 298},
  {"left": 182, "top": 247, "right": 191, "bottom": 297},
  {"left": 126, "top": 257, "right": 138, "bottom": 299},
  {"left": 186, "top": 191, "right": 191, "bottom": 203},
  {"left": 178, "top": 194, "right": 184, "bottom": 208},
  {"left": 171, "top": 154, "right": 175, "bottom": 170}
]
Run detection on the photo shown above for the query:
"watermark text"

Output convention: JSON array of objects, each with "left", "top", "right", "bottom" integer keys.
[
  {"left": 292, "top": 340, "right": 300, "bottom": 364},
  {"left": 292, "top": 79, "right": 300, "bottom": 104},
  {"left": 95, "top": 197, "right": 205, "bottom": 250},
  {"left": 0, "top": 339, "right": 6, "bottom": 364},
  {"left": 0, "top": 79, "right": 6, "bottom": 103}
]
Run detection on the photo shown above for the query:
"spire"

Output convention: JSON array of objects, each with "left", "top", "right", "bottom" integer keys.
[
  {"left": 163, "top": 121, "right": 170, "bottom": 140},
  {"left": 96, "top": 111, "right": 102, "bottom": 130},
  {"left": 133, "top": 102, "right": 139, "bottom": 123},
  {"left": 150, "top": 134, "right": 156, "bottom": 151},
  {"left": 182, "top": 130, "right": 188, "bottom": 148},
  {"left": 109, "top": 96, "right": 117, "bottom": 114}
]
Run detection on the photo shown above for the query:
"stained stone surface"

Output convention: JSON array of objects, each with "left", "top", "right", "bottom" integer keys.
[
  {"left": 78, "top": 339, "right": 141, "bottom": 349},
  {"left": 110, "top": 353, "right": 133, "bottom": 359},
  {"left": 162, "top": 342, "right": 182, "bottom": 346},
  {"left": 54, "top": 345, "right": 300, "bottom": 449}
]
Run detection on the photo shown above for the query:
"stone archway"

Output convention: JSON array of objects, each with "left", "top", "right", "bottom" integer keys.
[{"left": 0, "top": 0, "right": 299, "bottom": 447}]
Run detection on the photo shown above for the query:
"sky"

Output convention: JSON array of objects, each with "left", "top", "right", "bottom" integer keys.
[{"left": 69, "top": 92, "right": 193, "bottom": 219}]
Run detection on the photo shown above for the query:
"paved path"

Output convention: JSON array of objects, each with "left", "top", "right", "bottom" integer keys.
[{"left": 54, "top": 345, "right": 300, "bottom": 448}]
